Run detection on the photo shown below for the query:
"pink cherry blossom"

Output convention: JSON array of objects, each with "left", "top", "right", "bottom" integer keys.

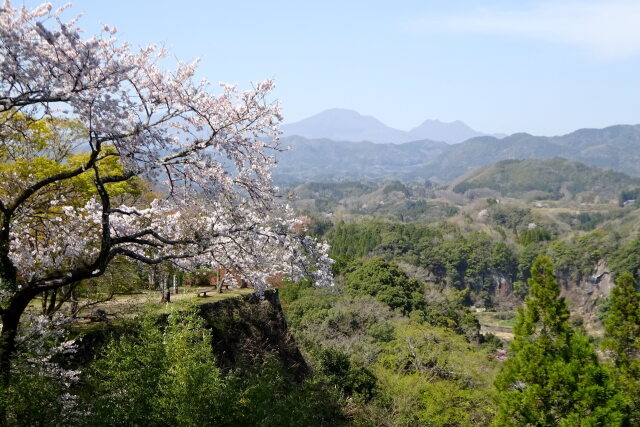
[{"left": 0, "top": 1, "right": 333, "bottom": 383}]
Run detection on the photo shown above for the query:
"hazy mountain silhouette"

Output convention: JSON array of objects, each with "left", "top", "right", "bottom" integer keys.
[
  {"left": 281, "top": 109, "right": 499, "bottom": 144},
  {"left": 408, "top": 119, "right": 501, "bottom": 144}
]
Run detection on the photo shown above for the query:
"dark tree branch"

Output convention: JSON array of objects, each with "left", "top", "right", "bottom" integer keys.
[
  {"left": 7, "top": 140, "right": 102, "bottom": 213},
  {"left": 112, "top": 229, "right": 195, "bottom": 246},
  {"left": 98, "top": 171, "right": 135, "bottom": 184},
  {"left": 109, "top": 247, "right": 192, "bottom": 265}
]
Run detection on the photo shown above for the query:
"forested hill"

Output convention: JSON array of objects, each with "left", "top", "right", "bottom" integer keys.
[
  {"left": 273, "top": 124, "right": 640, "bottom": 183},
  {"left": 450, "top": 158, "right": 640, "bottom": 201},
  {"left": 274, "top": 136, "right": 449, "bottom": 185}
]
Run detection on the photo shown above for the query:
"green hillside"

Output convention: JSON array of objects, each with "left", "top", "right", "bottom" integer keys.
[
  {"left": 289, "top": 180, "right": 459, "bottom": 222},
  {"left": 418, "top": 125, "right": 640, "bottom": 181},
  {"left": 450, "top": 158, "right": 640, "bottom": 201}
]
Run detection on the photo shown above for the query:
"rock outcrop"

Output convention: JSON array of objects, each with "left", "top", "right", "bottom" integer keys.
[{"left": 558, "top": 260, "right": 615, "bottom": 335}]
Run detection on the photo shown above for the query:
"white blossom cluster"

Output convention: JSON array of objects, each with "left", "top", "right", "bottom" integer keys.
[
  {"left": 9, "top": 198, "right": 102, "bottom": 282},
  {"left": 13, "top": 312, "right": 82, "bottom": 420},
  {"left": 0, "top": 1, "right": 333, "bottom": 293}
]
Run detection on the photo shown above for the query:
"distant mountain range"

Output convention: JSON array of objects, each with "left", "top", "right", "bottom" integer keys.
[
  {"left": 429, "top": 125, "right": 640, "bottom": 180},
  {"left": 281, "top": 108, "right": 504, "bottom": 144},
  {"left": 273, "top": 124, "right": 640, "bottom": 185}
]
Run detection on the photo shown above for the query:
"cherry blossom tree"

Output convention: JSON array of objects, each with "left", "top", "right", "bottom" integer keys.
[{"left": 0, "top": 1, "right": 332, "bottom": 383}]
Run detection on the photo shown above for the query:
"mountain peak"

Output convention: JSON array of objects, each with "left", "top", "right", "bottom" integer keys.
[
  {"left": 408, "top": 119, "right": 481, "bottom": 144},
  {"left": 281, "top": 109, "right": 407, "bottom": 143},
  {"left": 312, "top": 108, "right": 365, "bottom": 119},
  {"left": 281, "top": 110, "right": 493, "bottom": 144}
]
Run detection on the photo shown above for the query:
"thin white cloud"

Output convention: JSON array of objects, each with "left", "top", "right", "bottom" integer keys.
[{"left": 405, "top": 1, "right": 640, "bottom": 59}]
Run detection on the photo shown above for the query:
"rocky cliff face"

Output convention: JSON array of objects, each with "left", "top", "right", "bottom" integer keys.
[
  {"left": 558, "top": 260, "right": 615, "bottom": 335},
  {"left": 488, "top": 260, "right": 614, "bottom": 334},
  {"left": 199, "top": 290, "right": 309, "bottom": 379}
]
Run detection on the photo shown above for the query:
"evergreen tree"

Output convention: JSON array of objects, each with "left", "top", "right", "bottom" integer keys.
[
  {"left": 493, "top": 256, "right": 623, "bottom": 426},
  {"left": 602, "top": 272, "right": 640, "bottom": 425}
]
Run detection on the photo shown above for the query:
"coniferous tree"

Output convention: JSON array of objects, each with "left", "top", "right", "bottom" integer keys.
[
  {"left": 603, "top": 272, "right": 640, "bottom": 425},
  {"left": 493, "top": 256, "right": 623, "bottom": 426}
]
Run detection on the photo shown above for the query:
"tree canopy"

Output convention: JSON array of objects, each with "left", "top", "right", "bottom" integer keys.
[
  {"left": 343, "top": 258, "right": 424, "bottom": 314},
  {"left": 0, "top": 1, "right": 331, "bottom": 386},
  {"left": 602, "top": 272, "right": 640, "bottom": 424}
]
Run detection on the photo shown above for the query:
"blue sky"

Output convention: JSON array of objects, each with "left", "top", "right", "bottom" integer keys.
[{"left": 21, "top": 0, "right": 640, "bottom": 135}]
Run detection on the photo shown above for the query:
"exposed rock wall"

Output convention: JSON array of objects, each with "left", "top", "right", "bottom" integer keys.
[
  {"left": 558, "top": 260, "right": 615, "bottom": 335},
  {"left": 198, "top": 290, "right": 309, "bottom": 379},
  {"left": 488, "top": 260, "right": 615, "bottom": 334}
]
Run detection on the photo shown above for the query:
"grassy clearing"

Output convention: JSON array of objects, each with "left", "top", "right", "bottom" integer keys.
[
  {"left": 475, "top": 311, "right": 517, "bottom": 328},
  {"left": 30, "top": 287, "right": 254, "bottom": 328},
  {"left": 475, "top": 311, "right": 517, "bottom": 341}
]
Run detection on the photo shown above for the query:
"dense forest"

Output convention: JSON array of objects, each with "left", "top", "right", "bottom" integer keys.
[
  {"left": 271, "top": 160, "right": 640, "bottom": 424},
  {"left": 274, "top": 199, "right": 640, "bottom": 424}
]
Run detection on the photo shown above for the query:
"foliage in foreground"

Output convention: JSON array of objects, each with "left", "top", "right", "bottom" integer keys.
[
  {"left": 0, "top": 313, "right": 81, "bottom": 426},
  {"left": 283, "top": 253, "right": 640, "bottom": 426},
  {"left": 494, "top": 256, "right": 624, "bottom": 426},
  {"left": 602, "top": 272, "right": 640, "bottom": 424},
  {"left": 3, "top": 307, "right": 341, "bottom": 426},
  {"left": 87, "top": 308, "right": 341, "bottom": 426},
  {"left": 4, "top": 254, "right": 640, "bottom": 425}
]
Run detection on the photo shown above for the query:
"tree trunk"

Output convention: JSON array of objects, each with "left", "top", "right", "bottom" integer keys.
[
  {"left": 70, "top": 294, "right": 79, "bottom": 317},
  {"left": 46, "top": 288, "right": 57, "bottom": 316},
  {"left": 172, "top": 274, "right": 178, "bottom": 295},
  {"left": 0, "top": 290, "right": 34, "bottom": 386},
  {"left": 160, "top": 275, "right": 170, "bottom": 303},
  {"left": 148, "top": 267, "right": 156, "bottom": 290},
  {"left": 41, "top": 290, "right": 49, "bottom": 314},
  {"left": 0, "top": 233, "right": 23, "bottom": 388}
]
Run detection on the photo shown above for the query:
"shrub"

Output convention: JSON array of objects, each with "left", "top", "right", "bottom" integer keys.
[
  {"left": 317, "top": 348, "right": 377, "bottom": 401},
  {"left": 343, "top": 258, "right": 424, "bottom": 314},
  {"left": 86, "top": 308, "right": 226, "bottom": 425}
]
